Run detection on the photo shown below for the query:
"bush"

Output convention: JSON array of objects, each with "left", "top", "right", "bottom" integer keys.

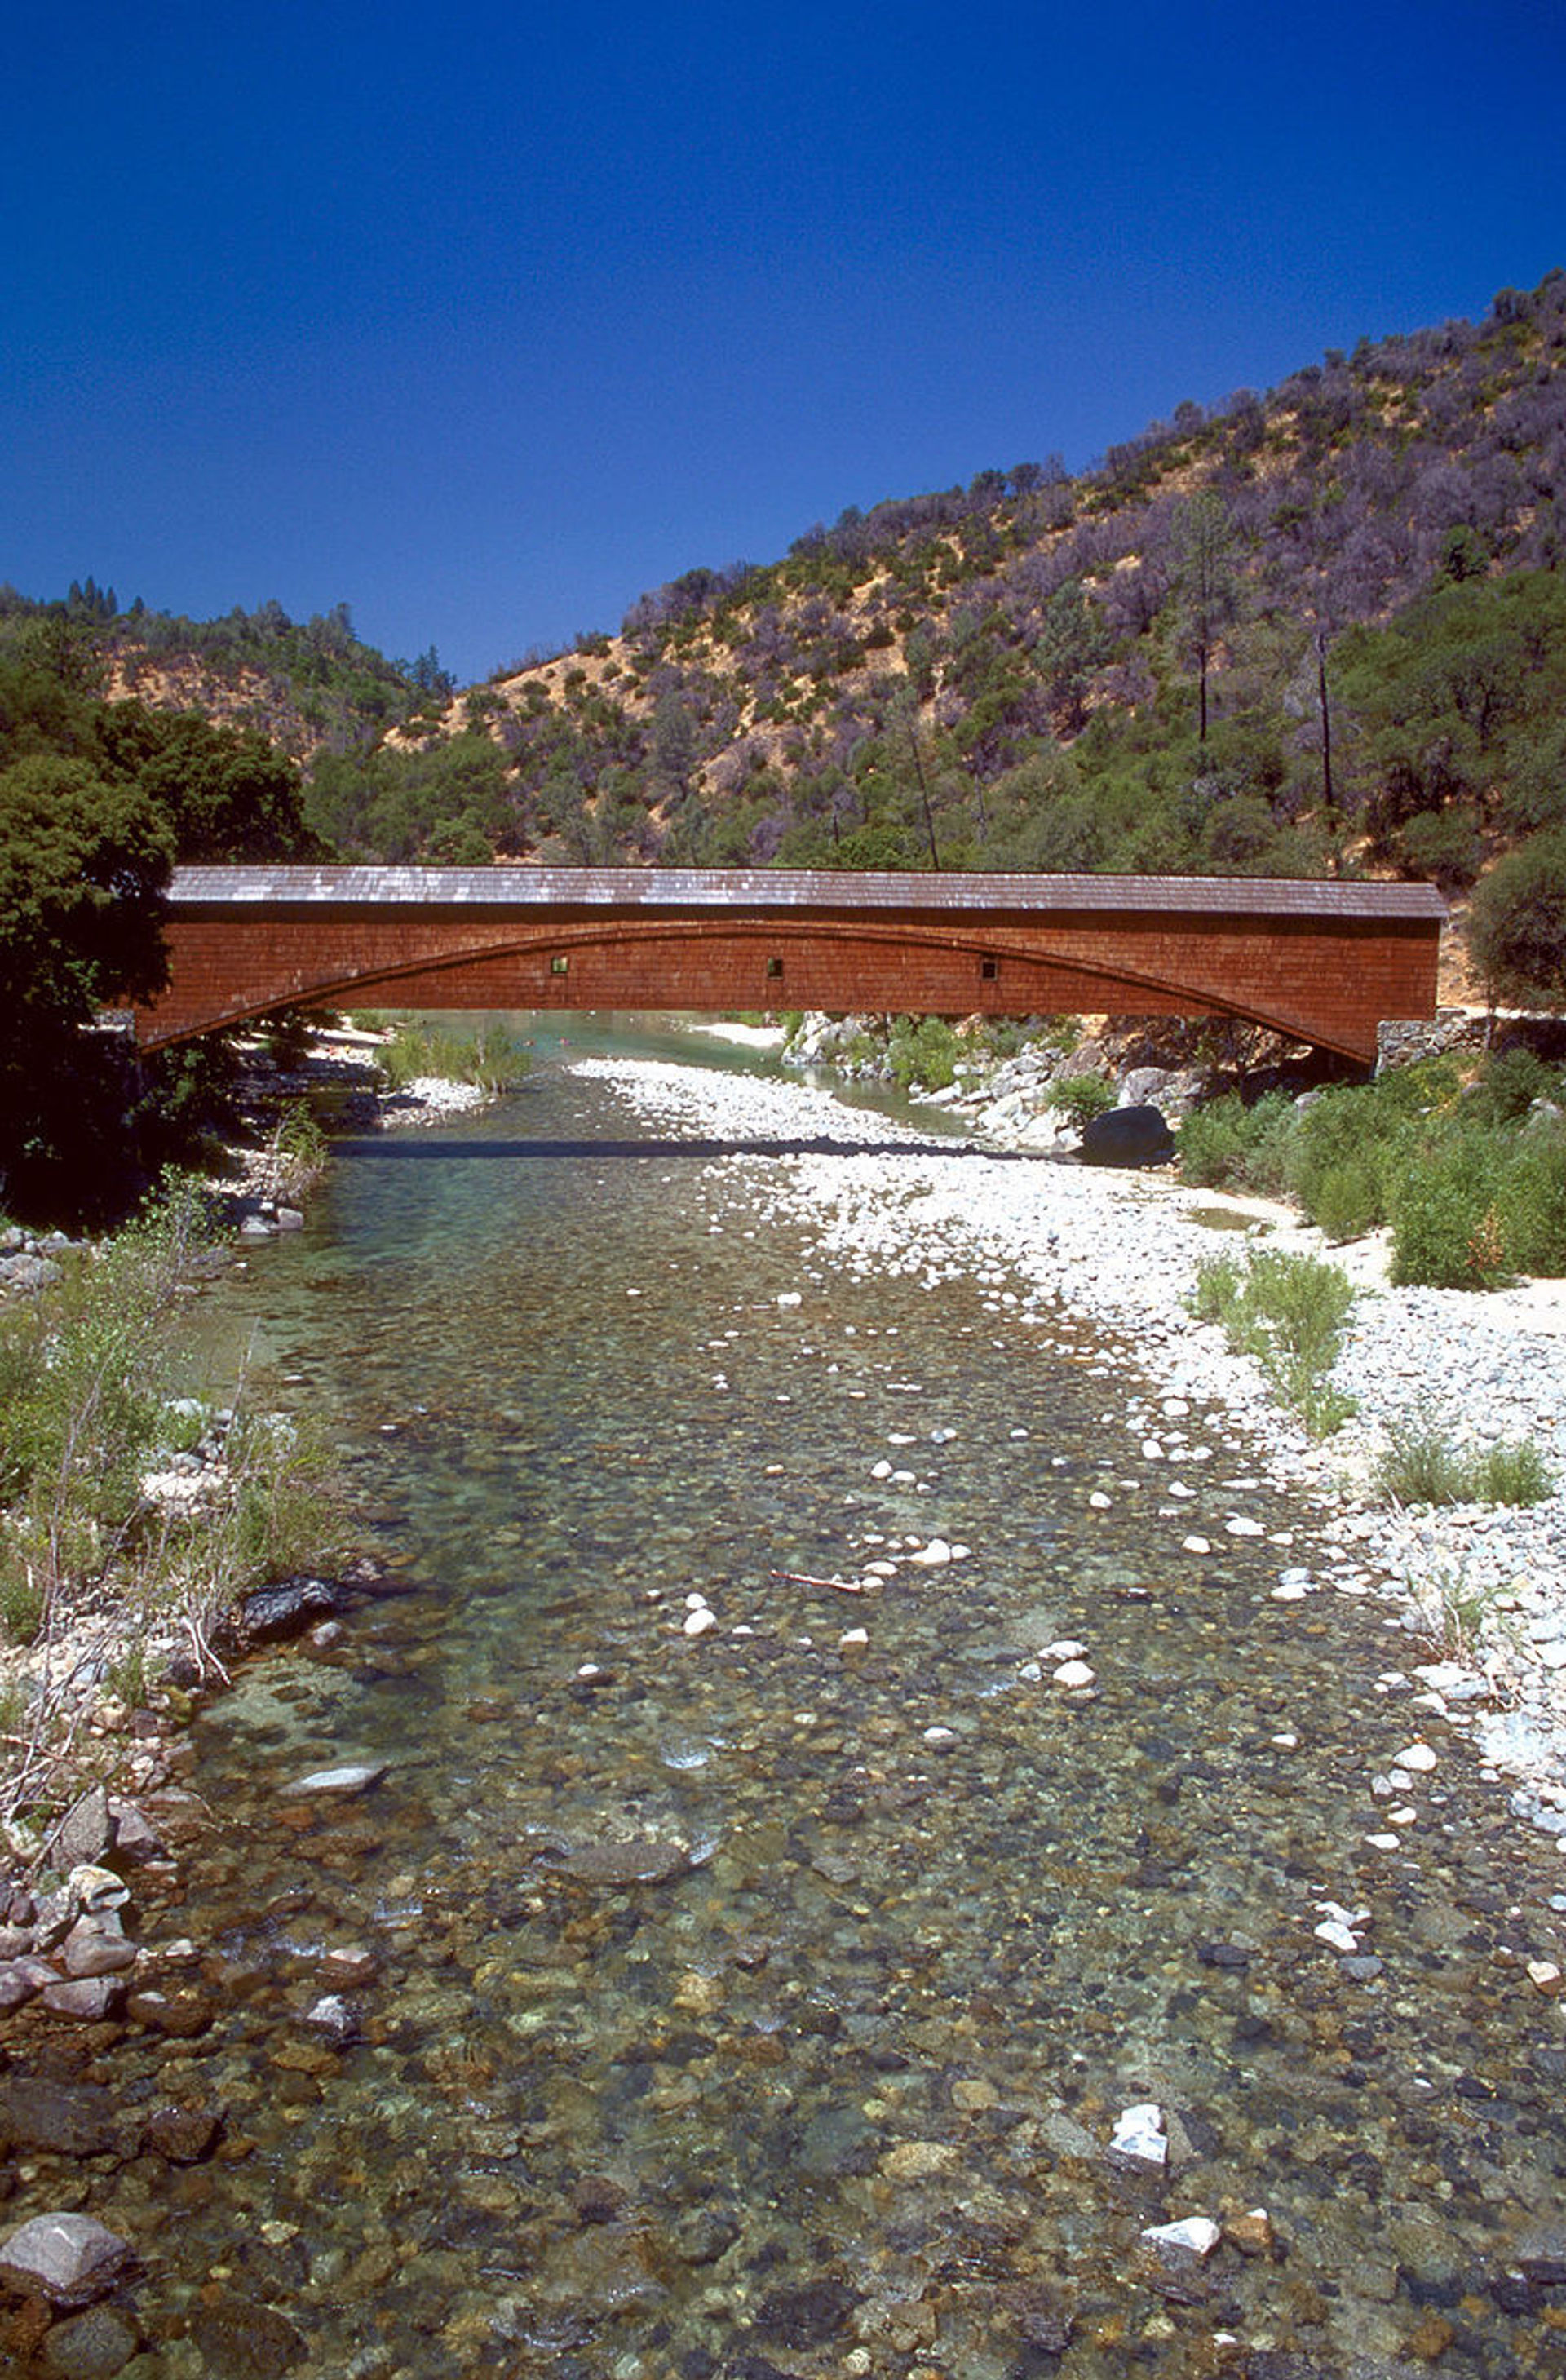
[
  {"left": 1504, "top": 1124, "right": 1566, "bottom": 1274},
  {"left": 1471, "top": 828, "right": 1566, "bottom": 1004},
  {"left": 1310, "top": 1158, "right": 1382, "bottom": 1242},
  {"left": 888, "top": 1017, "right": 959, "bottom": 1091},
  {"left": 1465, "top": 1045, "right": 1559, "bottom": 1126},
  {"left": 1378, "top": 1418, "right": 1555, "bottom": 1506},
  {"left": 1046, "top": 1074, "right": 1117, "bottom": 1127},
  {"left": 1389, "top": 1132, "right": 1511, "bottom": 1287},
  {"left": 375, "top": 1016, "right": 530, "bottom": 1095},
  {"left": 1190, "top": 1248, "right": 1356, "bottom": 1437},
  {"left": 1175, "top": 1090, "right": 1306, "bottom": 1201}
]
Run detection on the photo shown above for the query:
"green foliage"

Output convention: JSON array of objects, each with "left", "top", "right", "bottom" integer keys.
[
  {"left": 1470, "top": 828, "right": 1566, "bottom": 1004},
  {"left": 1179, "top": 1056, "right": 1566, "bottom": 1283},
  {"left": 1377, "top": 1418, "right": 1555, "bottom": 1508},
  {"left": 1045, "top": 1074, "right": 1117, "bottom": 1126},
  {"left": 0, "top": 753, "right": 172, "bottom": 1219},
  {"left": 0, "top": 1181, "right": 213, "bottom": 1623},
  {"left": 1175, "top": 1090, "right": 1294, "bottom": 1193},
  {"left": 374, "top": 1016, "right": 531, "bottom": 1095},
  {"left": 887, "top": 1017, "right": 959, "bottom": 1090},
  {"left": 268, "top": 1102, "right": 330, "bottom": 1201},
  {"left": 1191, "top": 1248, "right": 1357, "bottom": 1437},
  {"left": 1, "top": 1183, "right": 343, "bottom": 1834},
  {"left": 1389, "top": 1131, "right": 1513, "bottom": 1288}
]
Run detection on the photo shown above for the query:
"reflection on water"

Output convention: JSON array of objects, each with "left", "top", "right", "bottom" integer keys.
[{"left": 16, "top": 1044, "right": 1566, "bottom": 2378}]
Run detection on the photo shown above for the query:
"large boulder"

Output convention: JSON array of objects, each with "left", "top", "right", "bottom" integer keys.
[{"left": 1079, "top": 1104, "right": 1176, "bottom": 1169}]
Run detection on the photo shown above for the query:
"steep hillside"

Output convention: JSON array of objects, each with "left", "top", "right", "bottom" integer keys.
[
  {"left": 303, "top": 270, "right": 1566, "bottom": 896},
  {"left": 0, "top": 586, "right": 446, "bottom": 763}
]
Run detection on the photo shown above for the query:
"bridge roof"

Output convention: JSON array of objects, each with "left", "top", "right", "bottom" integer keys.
[{"left": 170, "top": 865, "right": 1447, "bottom": 922}]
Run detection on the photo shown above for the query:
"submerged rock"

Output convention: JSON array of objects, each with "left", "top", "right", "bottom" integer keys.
[
  {"left": 39, "top": 2303, "right": 142, "bottom": 2378},
  {"left": 547, "top": 1835, "right": 692, "bottom": 1887}
]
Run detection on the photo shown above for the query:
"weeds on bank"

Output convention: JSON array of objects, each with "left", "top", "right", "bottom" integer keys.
[
  {"left": 0, "top": 1179, "right": 341, "bottom": 1847},
  {"left": 268, "top": 1099, "right": 330, "bottom": 1201},
  {"left": 1401, "top": 1555, "right": 1511, "bottom": 1666},
  {"left": 1191, "top": 1248, "right": 1359, "bottom": 1439},
  {"left": 365, "top": 1014, "right": 531, "bottom": 1096},
  {"left": 1376, "top": 1418, "right": 1556, "bottom": 1508},
  {"left": 1178, "top": 1051, "right": 1566, "bottom": 1287}
]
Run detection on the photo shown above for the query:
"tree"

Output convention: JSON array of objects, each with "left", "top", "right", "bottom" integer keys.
[
  {"left": 1171, "top": 492, "right": 1240, "bottom": 745},
  {"left": 1470, "top": 831, "right": 1566, "bottom": 1006},
  {"left": 94, "top": 706, "right": 321, "bottom": 860},
  {"left": 0, "top": 755, "right": 172, "bottom": 1217}
]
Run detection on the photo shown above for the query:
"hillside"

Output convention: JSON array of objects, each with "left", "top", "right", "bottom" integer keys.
[
  {"left": 297, "top": 270, "right": 1566, "bottom": 909},
  {"left": 0, "top": 585, "right": 449, "bottom": 764},
  {"left": 8, "top": 272, "right": 1565, "bottom": 923}
]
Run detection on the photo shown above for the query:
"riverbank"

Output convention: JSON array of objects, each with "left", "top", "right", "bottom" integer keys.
[{"left": 570, "top": 1051, "right": 1566, "bottom": 1837}]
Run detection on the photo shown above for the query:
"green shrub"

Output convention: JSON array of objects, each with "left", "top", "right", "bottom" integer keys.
[
  {"left": 1189, "top": 1248, "right": 1356, "bottom": 1438},
  {"left": 1376, "top": 1421, "right": 1469, "bottom": 1506},
  {"left": 375, "top": 1016, "right": 530, "bottom": 1095},
  {"left": 1466, "top": 1046, "right": 1559, "bottom": 1126},
  {"left": 1502, "top": 1126, "right": 1566, "bottom": 1276},
  {"left": 1175, "top": 1090, "right": 1296, "bottom": 1197},
  {"left": 1046, "top": 1074, "right": 1117, "bottom": 1126},
  {"left": 1475, "top": 1438, "right": 1555, "bottom": 1506},
  {"left": 1311, "top": 1159, "right": 1382, "bottom": 1242},
  {"left": 888, "top": 1017, "right": 959, "bottom": 1091},
  {"left": 1378, "top": 1419, "right": 1555, "bottom": 1506},
  {"left": 1389, "top": 1133, "right": 1511, "bottom": 1287}
]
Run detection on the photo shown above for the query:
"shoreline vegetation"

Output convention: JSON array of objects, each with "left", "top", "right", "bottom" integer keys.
[
  {"left": 2, "top": 1002, "right": 1564, "bottom": 1980},
  {"left": 0, "top": 1015, "right": 529, "bottom": 1878}
]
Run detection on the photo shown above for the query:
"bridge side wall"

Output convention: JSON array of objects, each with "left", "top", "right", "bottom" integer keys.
[{"left": 135, "top": 900, "right": 1441, "bottom": 1061}]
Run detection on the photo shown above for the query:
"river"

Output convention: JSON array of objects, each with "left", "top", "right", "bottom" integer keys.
[{"left": 29, "top": 1024, "right": 1566, "bottom": 2378}]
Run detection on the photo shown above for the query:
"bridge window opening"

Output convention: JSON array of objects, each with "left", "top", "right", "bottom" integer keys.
[
  {"left": 549, "top": 954, "right": 569, "bottom": 975},
  {"left": 980, "top": 957, "right": 999, "bottom": 982},
  {"left": 766, "top": 956, "right": 784, "bottom": 980}
]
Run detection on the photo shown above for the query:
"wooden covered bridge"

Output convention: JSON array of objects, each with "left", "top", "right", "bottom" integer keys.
[{"left": 130, "top": 865, "right": 1446, "bottom": 1064}]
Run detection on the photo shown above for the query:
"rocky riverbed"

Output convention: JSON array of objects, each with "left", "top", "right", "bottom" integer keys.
[
  {"left": 572, "top": 1052, "right": 1566, "bottom": 1838},
  {"left": 5, "top": 1033, "right": 1566, "bottom": 2376}
]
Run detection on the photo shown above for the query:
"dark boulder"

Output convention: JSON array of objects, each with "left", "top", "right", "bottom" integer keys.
[
  {"left": 1079, "top": 1104, "right": 1175, "bottom": 1169},
  {"left": 237, "top": 1577, "right": 343, "bottom": 1644}
]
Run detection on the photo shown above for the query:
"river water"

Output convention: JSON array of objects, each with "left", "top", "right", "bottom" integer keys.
[{"left": 30, "top": 1029, "right": 1566, "bottom": 2378}]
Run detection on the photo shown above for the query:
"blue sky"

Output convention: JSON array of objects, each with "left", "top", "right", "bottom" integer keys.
[{"left": 4, "top": 0, "right": 1563, "bottom": 685}]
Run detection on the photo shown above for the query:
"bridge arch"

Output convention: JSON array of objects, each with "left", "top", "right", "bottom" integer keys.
[{"left": 131, "top": 865, "right": 1446, "bottom": 1064}]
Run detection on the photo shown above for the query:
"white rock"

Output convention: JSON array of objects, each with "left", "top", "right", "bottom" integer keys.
[
  {"left": 1182, "top": 1535, "right": 1212, "bottom": 1555},
  {"left": 281, "top": 1763, "right": 387, "bottom": 1798},
  {"left": 1142, "top": 2215, "right": 1220, "bottom": 2260},
  {"left": 1089, "top": 1491, "right": 1113, "bottom": 1511},
  {"left": 923, "top": 1725, "right": 957, "bottom": 1745},
  {"left": 683, "top": 1608, "right": 719, "bottom": 1638},
  {"left": 1395, "top": 1741, "right": 1439, "bottom": 1773},
  {"left": 1053, "top": 1659, "right": 1096, "bottom": 1689},
  {"left": 1043, "top": 1639, "right": 1088, "bottom": 1661},
  {"left": 1314, "top": 1918, "right": 1359, "bottom": 1953},
  {"left": 1226, "top": 1516, "right": 1265, "bottom": 1537},
  {"left": 908, "top": 1539, "right": 953, "bottom": 1568},
  {"left": 1109, "top": 2103, "right": 1166, "bottom": 2165},
  {"left": 838, "top": 1627, "right": 869, "bottom": 1648}
]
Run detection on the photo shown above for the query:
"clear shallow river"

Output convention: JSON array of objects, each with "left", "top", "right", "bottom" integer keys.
[{"left": 29, "top": 1029, "right": 1566, "bottom": 2378}]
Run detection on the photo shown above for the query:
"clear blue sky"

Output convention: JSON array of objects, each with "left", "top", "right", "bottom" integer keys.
[{"left": 4, "top": 0, "right": 1563, "bottom": 686}]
